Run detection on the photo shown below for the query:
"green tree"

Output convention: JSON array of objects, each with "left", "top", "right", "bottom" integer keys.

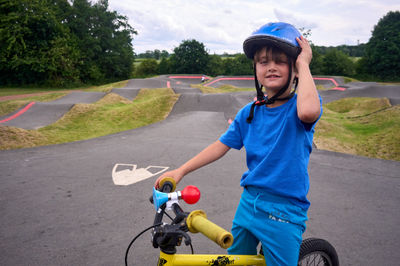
[
  {"left": 170, "top": 39, "right": 209, "bottom": 74},
  {"left": 92, "top": 0, "right": 136, "bottom": 81},
  {"left": 221, "top": 54, "right": 252, "bottom": 76},
  {"left": 153, "top": 49, "right": 161, "bottom": 60},
  {"left": 160, "top": 50, "right": 170, "bottom": 58},
  {"left": 134, "top": 59, "right": 158, "bottom": 77},
  {"left": 232, "top": 54, "right": 253, "bottom": 75},
  {"left": 67, "top": 0, "right": 136, "bottom": 83},
  {"left": 322, "top": 49, "right": 355, "bottom": 76},
  {"left": 362, "top": 11, "right": 400, "bottom": 81},
  {"left": 0, "top": 0, "right": 136, "bottom": 86},
  {"left": 310, "top": 46, "right": 324, "bottom": 75},
  {"left": 222, "top": 58, "right": 236, "bottom": 75},
  {"left": 206, "top": 54, "right": 224, "bottom": 76},
  {"left": 158, "top": 57, "right": 170, "bottom": 75},
  {"left": 0, "top": 0, "right": 80, "bottom": 85}
]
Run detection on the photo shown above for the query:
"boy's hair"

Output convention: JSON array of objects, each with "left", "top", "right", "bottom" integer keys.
[{"left": 254, "top": 46, "right": 291, "bottom": 64}]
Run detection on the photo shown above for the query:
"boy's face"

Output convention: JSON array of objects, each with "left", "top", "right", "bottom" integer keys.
[{"left": 255, "top": 47, "right": 293, "bottom": 93}]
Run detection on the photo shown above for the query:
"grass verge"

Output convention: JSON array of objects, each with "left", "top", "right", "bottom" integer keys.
[
  {"left": 314, "top": 97, "right": 400, "bottom": 161},
  {"left": 0, "top": 88, "right": 179, "bottom": 150},
  {"left": 79, "top": 80, "right": 130, "bottom": 93}
]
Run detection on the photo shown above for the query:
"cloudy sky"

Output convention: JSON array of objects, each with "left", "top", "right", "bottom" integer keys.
[{"left": 108, "top": 0, "right": 399, "bottom": 54}]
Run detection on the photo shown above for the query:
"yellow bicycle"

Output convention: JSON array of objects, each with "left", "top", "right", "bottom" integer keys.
[{"left": 125, "top": 178, "right": 339, "bottom": 266}]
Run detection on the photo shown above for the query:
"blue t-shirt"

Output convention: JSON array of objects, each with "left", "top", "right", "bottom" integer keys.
[{"left": 219, "top": 94, "right": 322, "bottom": 210}]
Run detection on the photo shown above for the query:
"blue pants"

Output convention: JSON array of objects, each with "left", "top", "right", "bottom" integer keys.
[{"left": 228, "top": 186, "right": 308, "bottom": 266}]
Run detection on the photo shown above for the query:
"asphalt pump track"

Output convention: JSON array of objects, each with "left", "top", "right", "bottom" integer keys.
[{"left": 0, "top": 75, "right": 399, "bottom": 265}]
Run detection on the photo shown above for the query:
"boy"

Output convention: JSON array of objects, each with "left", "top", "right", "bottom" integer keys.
[{"left": 155, "top": 22, "right": 322, "bottom": 265}]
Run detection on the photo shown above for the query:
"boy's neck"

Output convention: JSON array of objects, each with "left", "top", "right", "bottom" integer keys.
[
  {"left": 265, "top": 88, "right": 292, "bottom": 108},
  {"left": 265, "top": 99, "right": 289, "bottom": 108}
]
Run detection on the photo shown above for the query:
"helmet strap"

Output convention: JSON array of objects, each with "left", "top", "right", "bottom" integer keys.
[{"left": 253, "top": 62, "right": 264, "bottom": 102}]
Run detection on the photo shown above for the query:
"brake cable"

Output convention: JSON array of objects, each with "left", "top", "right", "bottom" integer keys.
[{"left": 124, "top": 223, "right": 162, "bottom": 266}]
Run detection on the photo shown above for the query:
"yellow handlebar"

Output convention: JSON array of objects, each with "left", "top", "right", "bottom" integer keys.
[
  {"left": 159, "top": 177, "right": 176, "bottom": 192},
  {"left": 186, "top": 210, "right": 234, "bottom": 249}
]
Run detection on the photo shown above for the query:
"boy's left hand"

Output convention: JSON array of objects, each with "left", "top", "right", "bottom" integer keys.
[{"left": 296, "top": 36, "right": 313, "bottom": 68}]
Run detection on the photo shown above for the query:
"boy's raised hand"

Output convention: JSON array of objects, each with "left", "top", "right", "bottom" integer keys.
[{"left": 296, "top": 36, "right": 313, "bottom": 68}]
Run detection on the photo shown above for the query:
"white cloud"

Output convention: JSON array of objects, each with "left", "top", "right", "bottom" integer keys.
[
  {"left": 108, "top": 0, "right": 400, "bottom": 53},
  {"left": 273, "top": 8, "right": 318, "bottom": 30}
]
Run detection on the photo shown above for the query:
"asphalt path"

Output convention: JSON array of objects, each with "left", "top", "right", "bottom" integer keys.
[
  {"left": 0, "top": 92, "right": 106, "bottom": 129},
  {"left": 0, "top": 76, "right": 399, "bottom": 265}
]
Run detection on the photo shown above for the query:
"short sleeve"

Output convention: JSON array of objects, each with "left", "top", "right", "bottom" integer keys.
[{"left": 219, "top": 110, "right": 245, "bottom": 150}]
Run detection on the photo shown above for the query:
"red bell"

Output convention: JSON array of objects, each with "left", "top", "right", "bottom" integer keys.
[{"left": 181, "top": 185, "right": 200, "bottom": 204}]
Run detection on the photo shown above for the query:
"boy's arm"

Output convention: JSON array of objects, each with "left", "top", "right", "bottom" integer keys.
[
  {"left": 295, "top": 36, "right": 321, "bottom": 124},
  {"left": 154, "top": 140, "right": 230, "bottom": 188}
]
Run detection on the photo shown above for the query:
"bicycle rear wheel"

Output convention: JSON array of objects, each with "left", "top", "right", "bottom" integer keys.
[{"left": 298, "top": 238, "right": 339, "bottom": 266}]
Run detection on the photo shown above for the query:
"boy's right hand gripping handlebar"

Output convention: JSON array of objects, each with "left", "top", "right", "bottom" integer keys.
[{"left": 155, "top": 177, "right": 234, "bottom": 249}]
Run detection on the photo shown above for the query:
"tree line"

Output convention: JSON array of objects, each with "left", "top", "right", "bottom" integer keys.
[
  {"left": 135, "top": 11, "right": 400, "bottom": 82},
  {"left": 0, "top": 0, "right": 136, "bottom": 87},
  {"left": 1, "top": 3, "right": 398, "bottom": 87},
  {"left": 136, "top": 49, "right": 170, "bottom": 60},
  {"left": 136, "top": 44, "right": 365, "bottom": 61}
]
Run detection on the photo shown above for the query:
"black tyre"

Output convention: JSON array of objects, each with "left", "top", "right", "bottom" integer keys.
[{"left": 298, "top": 238, "right": 339, "bottom": 266}]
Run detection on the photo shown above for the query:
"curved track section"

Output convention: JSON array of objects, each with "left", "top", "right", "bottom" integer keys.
[
  {"left": 1, "top": 75, "right": 399, "bottom": 130},
  {"left": 0, "top": 92, "right": 106, "bottom": 129}
]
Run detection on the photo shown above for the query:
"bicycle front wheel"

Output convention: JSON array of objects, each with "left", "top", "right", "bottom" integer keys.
[{"left": 298, "top": 238, "right": 339, "bottom": 266}]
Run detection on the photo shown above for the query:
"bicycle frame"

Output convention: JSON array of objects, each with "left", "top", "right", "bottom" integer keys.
[
  {"left": 126, "top": 178, "right": 339, "bottom": 266},
  {"left": 158, "top": 251, "right": 266, "bottom": 266},
  {"left": 151, "top": 178, "right": 267, "bottom": 266}
]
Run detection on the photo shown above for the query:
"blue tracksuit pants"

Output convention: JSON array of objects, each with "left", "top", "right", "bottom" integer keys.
[{"left": 228, "top": 186, "right": 308, "bottom": 266}]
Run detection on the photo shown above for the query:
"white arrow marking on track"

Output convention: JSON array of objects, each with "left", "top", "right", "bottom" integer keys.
[{"left": 112, "top": 164, "right": 169, "bottom": 186}]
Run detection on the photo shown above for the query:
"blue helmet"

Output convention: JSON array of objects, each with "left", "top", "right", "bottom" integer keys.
[{"left": 243, "top": 22, "right": 302, "bottom": 59}]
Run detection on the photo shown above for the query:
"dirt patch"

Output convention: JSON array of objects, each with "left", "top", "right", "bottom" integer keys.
[{"left": 96, "top": 92, "right": 131, "bottom": 105}]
